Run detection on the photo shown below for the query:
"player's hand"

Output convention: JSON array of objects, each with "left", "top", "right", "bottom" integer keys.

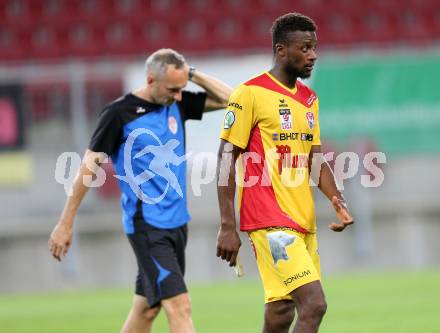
[
  {"left": 329, "top": 196, "right": 354, "bottom": 232},
  {"left": 48, "top": 222, "right": 73, "bottom": 261},
  {"left": 216, "top": 224, "right": 241, "bottom": 267}
]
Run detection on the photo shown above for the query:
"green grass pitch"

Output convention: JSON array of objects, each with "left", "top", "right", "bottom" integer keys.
[{"left": 1, "top": 270, "right": 439, "bottom": 333}]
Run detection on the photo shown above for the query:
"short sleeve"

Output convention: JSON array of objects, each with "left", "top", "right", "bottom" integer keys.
[
  {"left": 178, "top": 91, "right": 207, "bottom": 121},
  {"left": 88, "top": 106, "right": 122, "bottom": 156},
  {"left": 219, "top": 84, "right": 255, "bottom": 149},
  {"left": 312, "top": 98, "right": 321, "bottom": 146}
]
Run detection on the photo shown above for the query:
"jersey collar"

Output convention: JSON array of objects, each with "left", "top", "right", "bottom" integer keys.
[{"left": 265, "top": 71, "right": 298, "bottom": 95}]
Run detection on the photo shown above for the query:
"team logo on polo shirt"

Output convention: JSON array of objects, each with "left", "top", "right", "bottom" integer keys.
[
  {"left": 279, "top": 108, "right": 292, "bottom": 130},
  {"left": 168, "top": 116, "right": 178, "bottom": 134},
  {"left": 306, "top": 112, "right": 315, "bottom": 129},
  {"left": 224, "top": 111, "right": 235, "bottom": 129}
]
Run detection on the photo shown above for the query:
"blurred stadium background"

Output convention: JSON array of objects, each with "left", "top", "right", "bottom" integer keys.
[{"left": 1, "top": 0, "right": 440, "bottom": 331}]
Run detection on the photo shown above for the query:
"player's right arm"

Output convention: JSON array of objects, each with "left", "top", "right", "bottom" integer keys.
[
  {"left": 49, "top": 101, "right": 120, "bottom": 261},
  {"left": 216, "top": 83, "right": 255, "bottom": 267},
  {"left": 216, "top": 140, "right": 242, "bottom": 267},
  {"left": 48, "top": 149, "right": 107, "bottom": 261}
]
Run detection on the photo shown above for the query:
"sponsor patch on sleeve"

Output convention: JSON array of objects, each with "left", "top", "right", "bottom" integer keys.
[{"left": 223, "top": 110, "right": 235, "bottom": 129}]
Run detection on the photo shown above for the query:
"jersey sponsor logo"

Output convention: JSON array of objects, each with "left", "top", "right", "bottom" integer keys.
[
  {"left": 278, "top": 98, "right": 289, "bottom": 108},
  {"left": 279, "top": 108, "right": 292, "bottom": 130},
  {"left": 168, "top": 116, "right": 178, "bottom": 134},
  {"left": 223, "top": 110, "right": 235, "bottom": 129},
  {"left": 227, "top": 102, "right": 242, "bottom": 110},
  {"left": 272, "top": 132, "right": 314, "bottom": 142},
  {"left": 284, "top": 270, "right": 311, "bottom": 286},
  {"left": 301, "top": 133, "right": 314, "bottom": 142},
  {"left": 267, "top": 231, "right": 296, "bottom": 265},
  {"left": 276, "top": 145, "right": 309, "bottom": 174},
  {"left": 279, "top": 132, "right": 299, "bottom": 141},
  {"left": 306, "top": 112, "right": 315, "bottom": 129},
  {"left": 266, "top": 226, "right": 297, "bottom": 232},
  {"left": 276, "top": 144, "right": 290, "bottom": 174},
  {"left": 136, "top": 106, "right": 146, "bottom": 114}
]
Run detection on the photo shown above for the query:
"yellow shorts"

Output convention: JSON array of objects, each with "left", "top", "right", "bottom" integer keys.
[{"left": 248, "top": 227, "right": 321, "bottom": 303}]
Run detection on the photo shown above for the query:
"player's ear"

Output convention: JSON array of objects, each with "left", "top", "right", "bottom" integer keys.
[
  {"left": 275, "top": 43, "right": 287, "bottom": 58},
  {"left": 146, "top": 74, "right": 155, "bottom": 86}
]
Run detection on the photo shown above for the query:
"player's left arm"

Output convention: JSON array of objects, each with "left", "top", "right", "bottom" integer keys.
[
  {"left": 309, "top": 145, "right": 354, "bottom": 232},
  {"left": 190, "top": 69, "right": 232, "bottom": 112}
]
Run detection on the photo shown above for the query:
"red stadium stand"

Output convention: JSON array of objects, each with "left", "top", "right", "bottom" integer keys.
[
  {"left": 25, "top": 79, "right": 122, "bottom": 121},
  {"left": 1, "top": 0, "right": 439, "bottom": 61}
]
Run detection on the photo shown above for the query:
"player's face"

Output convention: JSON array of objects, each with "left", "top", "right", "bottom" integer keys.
[
  {"left": 149, "top": 65, "right": 189, "bottom": 105},
  {"left": 280, "top": 30, "right": 317, "bottom": 79}
]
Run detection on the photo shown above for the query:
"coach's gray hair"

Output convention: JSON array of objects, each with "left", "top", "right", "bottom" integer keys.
[{"left": 145, "top": 48, "right": 186, "bottom": 78}]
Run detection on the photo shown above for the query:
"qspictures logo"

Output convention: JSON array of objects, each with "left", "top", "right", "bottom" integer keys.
[
  {"left": 114, "top": 128, "right": 188, "bottom": 204},
  {"left": 55, "top": 132, "right": 387, "bottom": 203}
]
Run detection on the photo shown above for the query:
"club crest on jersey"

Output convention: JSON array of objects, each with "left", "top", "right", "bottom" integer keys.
[
  {"left": 168, "top": 116, "right": 178, "bottom": 134},
  {"left": 306, "top": 112, "right": 315, "bottom": 129},
  {"left": 279, "top": 108, "right": 292, "bottom": 130}
]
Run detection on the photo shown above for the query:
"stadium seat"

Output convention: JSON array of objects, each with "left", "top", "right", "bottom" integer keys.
[
  {"left": 132, "top": 18, "right": 175, "bottom": 54},
  {"left": 358, "top": 11, "right": 398, "bottom": 44},
  {"left": 64, "top": 21, "right": 104, "bottom": 58},
  {"left": 99, "top": 21, "right": 139, "bottom": 56},
  {"left": 397, "top": 9, "right": 432, "bottom": 41},
  {"left": 29, "top": 25, "right": 65, "bottom": 60},
  {"left": 0, "top": 25, "right": 26, "bottom": 61}
]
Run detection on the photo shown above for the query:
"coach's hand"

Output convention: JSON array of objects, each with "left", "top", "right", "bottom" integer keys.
[
  {"left": 48, "top": 222, "right": 73, "bottom": 261},
  {"left": 216, "top": 224, "right": 241, "bottom": 267},
  {"left": 329, "top": 196, "right": 354, "bottom": 232}
]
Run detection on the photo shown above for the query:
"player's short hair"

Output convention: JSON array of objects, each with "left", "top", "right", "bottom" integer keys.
[
  {"left": 270, "top": 13, "right": 317, "bottom": 53},
  {"left": 145, "top": 48, "right": 186, "bottom": 77}
]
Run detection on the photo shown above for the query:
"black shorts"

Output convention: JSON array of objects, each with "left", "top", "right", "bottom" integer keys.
[{"left": 127, "top": 221, "right": 188, "bottom": 308}]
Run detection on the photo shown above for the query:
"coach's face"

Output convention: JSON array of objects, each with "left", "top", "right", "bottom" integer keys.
[
  {"left": 277, "top": 30, "right": 317, "bottom": 79},
  {"left": 148, "top": 64, "right": 189, "bottom": 106}
]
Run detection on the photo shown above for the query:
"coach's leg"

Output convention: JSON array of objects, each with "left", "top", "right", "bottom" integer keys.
[
  {"left": 291, "top": 281, "right": 327, "bottom": 333},
  {"left": 263, "top": 299, "right": 295, "bottom": 333},
  {"left": 162, "top": 292, "right": 195, "bottom": 333},
  {"left": 120, "top": 294, "right": 161, "bottom": 333}
]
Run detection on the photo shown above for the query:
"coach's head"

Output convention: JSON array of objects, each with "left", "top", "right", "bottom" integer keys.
[
  {"left": 271, "top": 13, "right": 318, "bottom": 79},
  {"left": 145, "top": 48, "right": 189, "bottom": 106}
]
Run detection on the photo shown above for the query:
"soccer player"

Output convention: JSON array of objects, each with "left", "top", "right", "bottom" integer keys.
[
  {"left": 48, "top": 49, "right": 232, "bottom": 333},
  {"left": 216, "top": 13, "right": 354, "bottom": 333}
]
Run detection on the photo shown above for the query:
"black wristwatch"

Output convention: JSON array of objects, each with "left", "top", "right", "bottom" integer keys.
[{"left": 188, "top": 66, "right": 196, "bottom": 81}]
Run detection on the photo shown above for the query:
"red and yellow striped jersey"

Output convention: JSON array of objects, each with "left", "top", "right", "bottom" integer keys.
[{"left": 220, "top": 72, "right": 321, "bottom": 233}]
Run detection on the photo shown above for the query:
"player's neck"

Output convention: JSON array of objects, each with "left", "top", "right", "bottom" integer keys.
[
  {"left": 132, "top": 87, "right": 156, "bottom": 104},
  {"left": 269, "top": 67, "right": 297, "bottom": 89}
]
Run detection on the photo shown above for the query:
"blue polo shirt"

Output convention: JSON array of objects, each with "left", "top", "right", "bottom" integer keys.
[{"left": 89, "top": 91, "right": 206, "bottom": 234}]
